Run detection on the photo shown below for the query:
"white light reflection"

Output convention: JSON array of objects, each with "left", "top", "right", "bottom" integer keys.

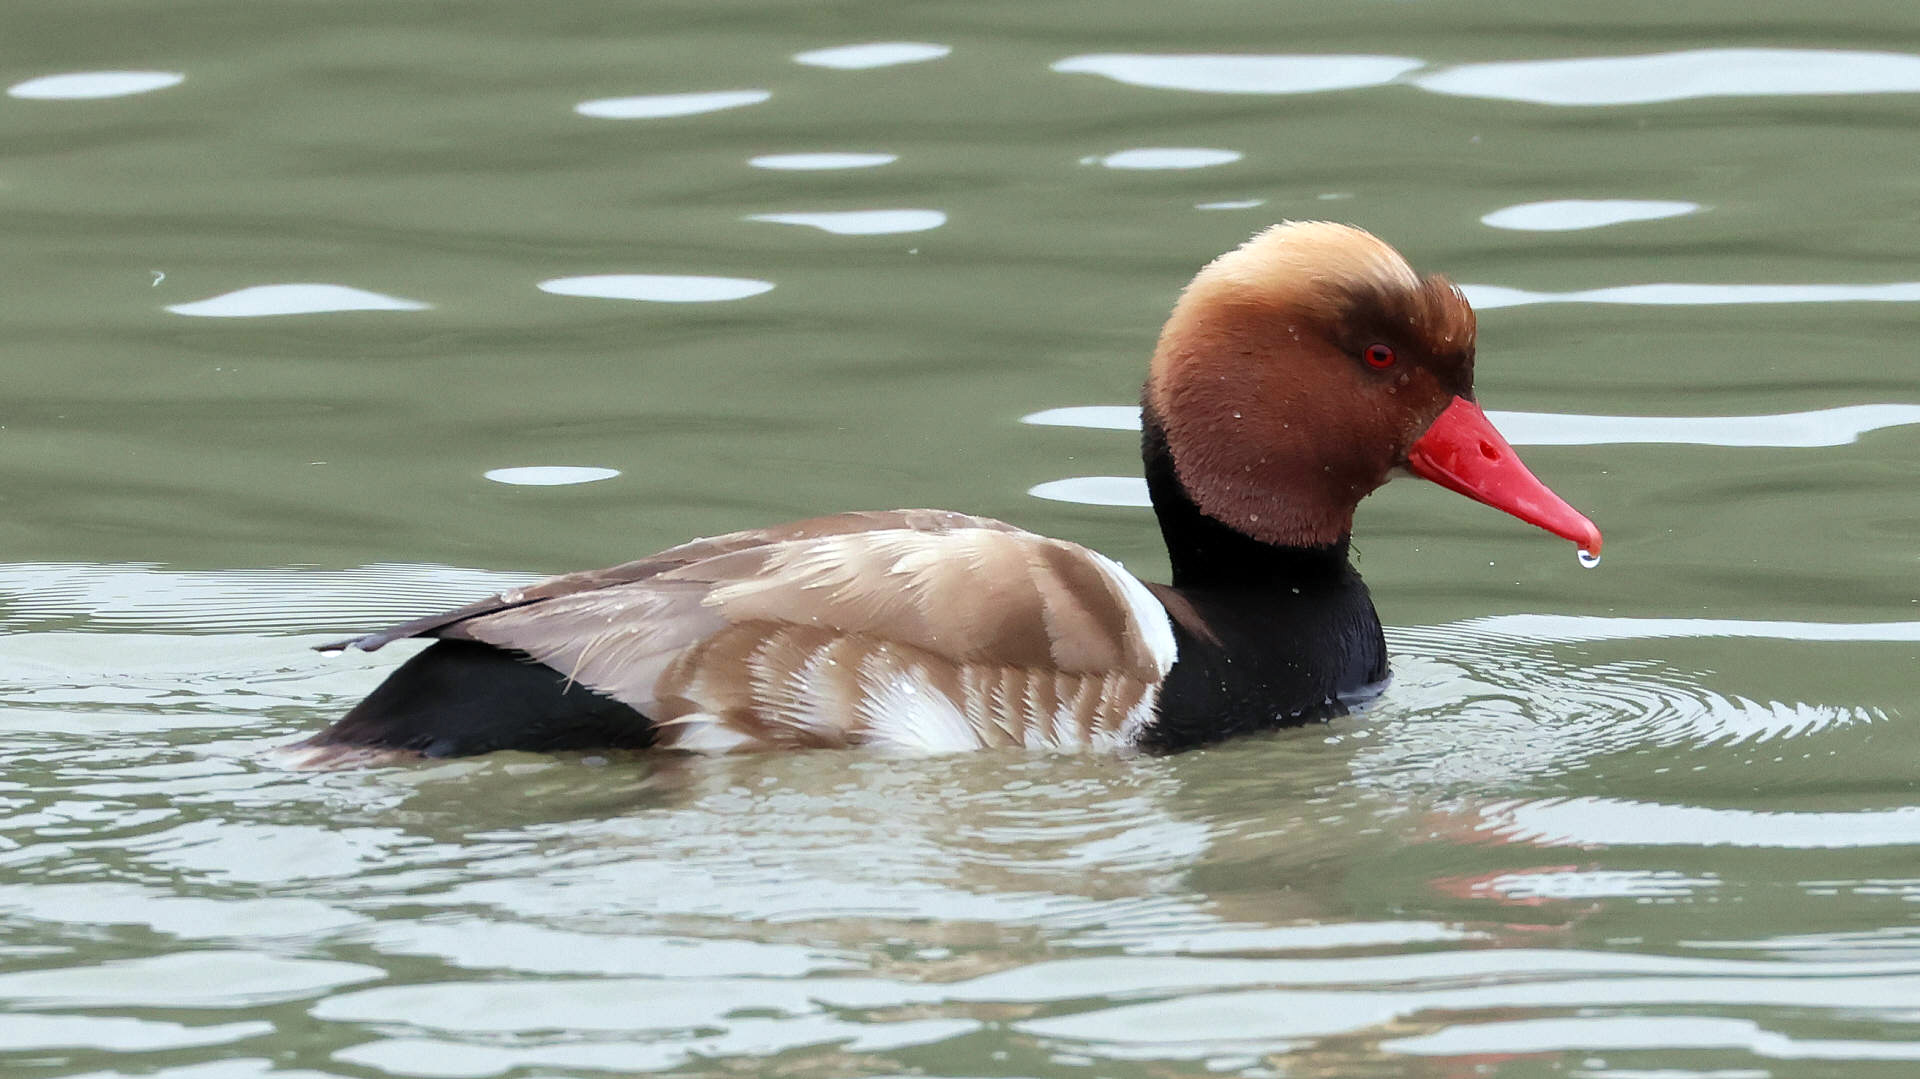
[
  {"left": 793, "top": 43, "right": 951, "bottom": 69},
  {"left": 0, "top": 563, "right": 536, "bottom": 634},
  {"left": 165, "top": 284, "right": 429, "bottom": 318},
  {"left": 1416, "top": 48, "right": 1920, "bottom": 106},
  {"left": 1052, "top": 54, "right": 1422, "bottom": 94},
  {"left": 1011, "top": 966, "right": 1920, "bottom": 1061},
  {"left": 1462, "top": 614, "right": 1920, "bottom": 643},
  {"left": 1477, "top": 797, "right": 1920, "bottom": 849},
  {"left": 8, "top": 71, "right": 184, "bottom": 100},
  {"left": 1463, "top": 281, "right": 1920, "bottom": 309},
  {"left": 575, "top": 90, "right": 770, "bottom": 119},
  {"left": 1386, "top": 1015, "right": 1920, "bottom": 1061},
  {"left": 1028, "top": 477, "right": 1152, "bottom": 508},
  {"left": 0, "top": 952, "right": 380, "bottom": 1008},
  {"left": 537, "top": 275, "right": 773, "bottom": 302},
  {"left": 746, "top": 210, "right": 945, "bottom": 235},
  {"left": 749, "top": 152, "right": 896, "bottom": 170},
  {"left": 483, "top": 467, "right": 620, "bottom": 487},
  {"left": 1025, "top": 403, "right": 1920, "bottom": 448},
  {"left": 1481, "top": 199, "right": 1700, "bottom": 231},
  {"left": 0, "top": 1015, "right": 273, "bottom": 1052},
  {"left": 1090, "top": 148, "right": 1243, "bottom": 170}
]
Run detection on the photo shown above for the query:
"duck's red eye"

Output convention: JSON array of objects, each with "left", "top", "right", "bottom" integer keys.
[{"left": 1364, "top": 343, "right": 1396, "bottom": 369}]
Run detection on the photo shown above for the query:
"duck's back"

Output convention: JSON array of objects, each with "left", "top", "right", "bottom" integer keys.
[{"left": 292, "top": 509, "right": 1179, "bottom": 764}]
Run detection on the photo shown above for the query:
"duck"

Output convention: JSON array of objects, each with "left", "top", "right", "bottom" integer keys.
[{"left": 293, "top": 222, "right": 1601, "bottom": 764}]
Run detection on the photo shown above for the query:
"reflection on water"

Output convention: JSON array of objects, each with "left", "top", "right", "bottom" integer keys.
[
  {"left": 792, "top": 43, "right": 952, "bottom": 69},
  {"left": 747, "top": 209, "right": 946, "bottom": 235},
  {"left": 7, "top": 71, "right": 184, "bottom": 100},
  {"left": 1026, "top": 403, "right": 1920, "bottom": 445},
  {"left": 1087, "top": 147, "right": 1242, "bottom": 169},
  {"left": 1028, "top": 476, "right": 1152, "bottom": 508},
  {"left": 1464, "top": 280, "right": 1920, "bottom": 309},
  {"left": 573, "top": 89, "right": 770, "bottom": 119},
  {"left": 536, "top": 274, "right": 774, "bottom": 302},
  {"left": 8, "top": 0, "right": 1920, "bottom": 1074},
  {"left": 1051, "top": 53, "right": 1422, "bottom": 94},
  {"left": 1385, "top": 1015, "right": 1920, "bottom": 1062},
  {"left": 482, "top": 466, "right": 621, "bottom": 487},
  {"left": 1481, "top": 198, "right": 1701, "bottom": 231},
  {"left": 164, "top": 284, "right": 430, "bottom": 318},
  {"left": 0, "top": 577, "right": 1913, "bottom": 1072},
  {"left": 1474, "top": 797, "right": 1920, "bottom": 849},
  {"left": 748, "top": 152, "right": 896, "bottom": 170},
  {"left": 1416, "top": 48, "right": 1920, "bottom": 105},
  {"left": 1024, "top": 401, "right": 1920, "bottom": 505}
]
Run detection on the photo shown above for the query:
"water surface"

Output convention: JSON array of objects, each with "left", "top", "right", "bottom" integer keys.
[{"left": 3, "top": 1, "right": 1918, "bottom": 1076}]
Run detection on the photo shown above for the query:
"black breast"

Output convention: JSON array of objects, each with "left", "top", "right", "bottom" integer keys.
[{"left": 1139, "top": 571, "right": 1387, "bottom": 752}]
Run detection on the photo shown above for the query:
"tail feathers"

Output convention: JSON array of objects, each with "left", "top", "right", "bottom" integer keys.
[{"left": 292, "top": 639, "right": 656, "bottom": 764}]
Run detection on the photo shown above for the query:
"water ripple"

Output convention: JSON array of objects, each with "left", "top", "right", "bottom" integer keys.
[
  {"left": 1387, "top": 1014, "right": 1920, "bottom": 1060},
  {"left": 1482, "top": 198, "right": 1701, "bottom": 231},
  {"left": 0, "top": 952, "right": 380, "bottom": 1008},
  {"left": 1053, "top": 53, "right": 1422, "bottom": 94},
  {"left": 574, "top": 90, "right": 769, "bottom": 119},
  {"left": 1415, "top": 48, "right": 1920, "bottom": 106},
  {"left": 537, "top": 274, "right": 773, "bottom": 302},
  {"left": 0, "top": 1014, "right": 271, "bottom": 1052},
  {"left": 165, "top": 284, "right": 429, "bottom": 318},
  {"left": 746, "top": 209, "right": 946, "bottom": 235},
  {"left": 792, "top": 43, "right": 951, "bottom": 69},
  {"left": 748, "top": 152, "right": 896, "bottom": 170},
  {"left": 1087, "top": 147, "right": 1242, "bottom": 169},
  {"left": 1463, "top": 281, "right": 1920, "bottom": 309},
  {"left": 1475, "top": 797, "right": 1920, "bottom": 849},
  {"left": 1023, "top": 403, "right": 1920, "bottom": 447},
  {"left": 482, "top": 466, "right": 620, "bottom": 486},
  {"left": 8, "top": 71, "right": 184, "bottom": 100}
]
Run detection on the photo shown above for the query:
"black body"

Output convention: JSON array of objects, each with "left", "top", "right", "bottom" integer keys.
[{"left": 307, "top": 639, "right": 654, "bottom": 758}]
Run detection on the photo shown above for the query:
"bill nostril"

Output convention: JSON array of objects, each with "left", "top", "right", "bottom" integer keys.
[{"left": 1479, "top": 441, "right": 1499, "bottom": 461}]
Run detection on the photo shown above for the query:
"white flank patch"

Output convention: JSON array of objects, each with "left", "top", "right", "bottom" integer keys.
[
  {"left": 574, "top": 90, "right": 770, "bottom": 119},
  {"left": 793, "top": 43, "right": 951, "bottom": 69},
  {"left": 1085, "top": 552, "right": 1178, "bottom": 677},
  {"left": 668, "top": 717, "right": 754, "bottom": 753},
  {"left": 165, "top": 284, "right": 429, "bottom": 318},
  {"left": 859, "top": 667, "right": 979, "bottom": 753},
  {"left": 1116, "top": 691, "right": 1162, "bottom": 747},
  {"left": 9, "top": 71, "right": 185, "bottom": 100}
]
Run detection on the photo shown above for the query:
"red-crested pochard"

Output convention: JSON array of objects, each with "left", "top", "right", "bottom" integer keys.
[{"left": 295, "top": 222, "right": 1600, "bottom": 763}]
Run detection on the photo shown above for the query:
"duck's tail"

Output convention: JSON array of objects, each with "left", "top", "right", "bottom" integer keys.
[{"left": 285, "top": 640, "right": 656, "bottom": 767}]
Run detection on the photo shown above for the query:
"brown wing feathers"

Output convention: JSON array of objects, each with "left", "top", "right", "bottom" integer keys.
[{"left": 308, "top": 512, "right": 1175, "bottom": 756}]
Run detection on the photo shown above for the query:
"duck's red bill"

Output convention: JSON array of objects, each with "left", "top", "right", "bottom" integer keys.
[{"left": 1406, "top": 396, "right": 1603, "bottom": 554}]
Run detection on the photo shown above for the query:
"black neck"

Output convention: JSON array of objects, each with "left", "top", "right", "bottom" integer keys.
[{"left": 1141, "top": 399, "right": 1353, "bottom": 590}]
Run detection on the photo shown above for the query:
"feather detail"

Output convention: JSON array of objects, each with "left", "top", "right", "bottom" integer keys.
[{"left": 321, "top": 511, "right": 1177, "bottom": 755}]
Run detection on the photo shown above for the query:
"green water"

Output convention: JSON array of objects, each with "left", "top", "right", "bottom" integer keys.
[{"left": 3, "top": 2, "right": 1918, "bottom": 1076}]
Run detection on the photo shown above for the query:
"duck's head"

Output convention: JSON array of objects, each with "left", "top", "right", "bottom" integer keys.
[{"left": 1144, "top": 221, "right": 1601, "bottom": 556}]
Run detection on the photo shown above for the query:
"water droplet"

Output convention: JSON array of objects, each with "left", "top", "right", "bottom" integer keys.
[{"left": 1577, "top": 548, "right": 1601, "bottom": 569}]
